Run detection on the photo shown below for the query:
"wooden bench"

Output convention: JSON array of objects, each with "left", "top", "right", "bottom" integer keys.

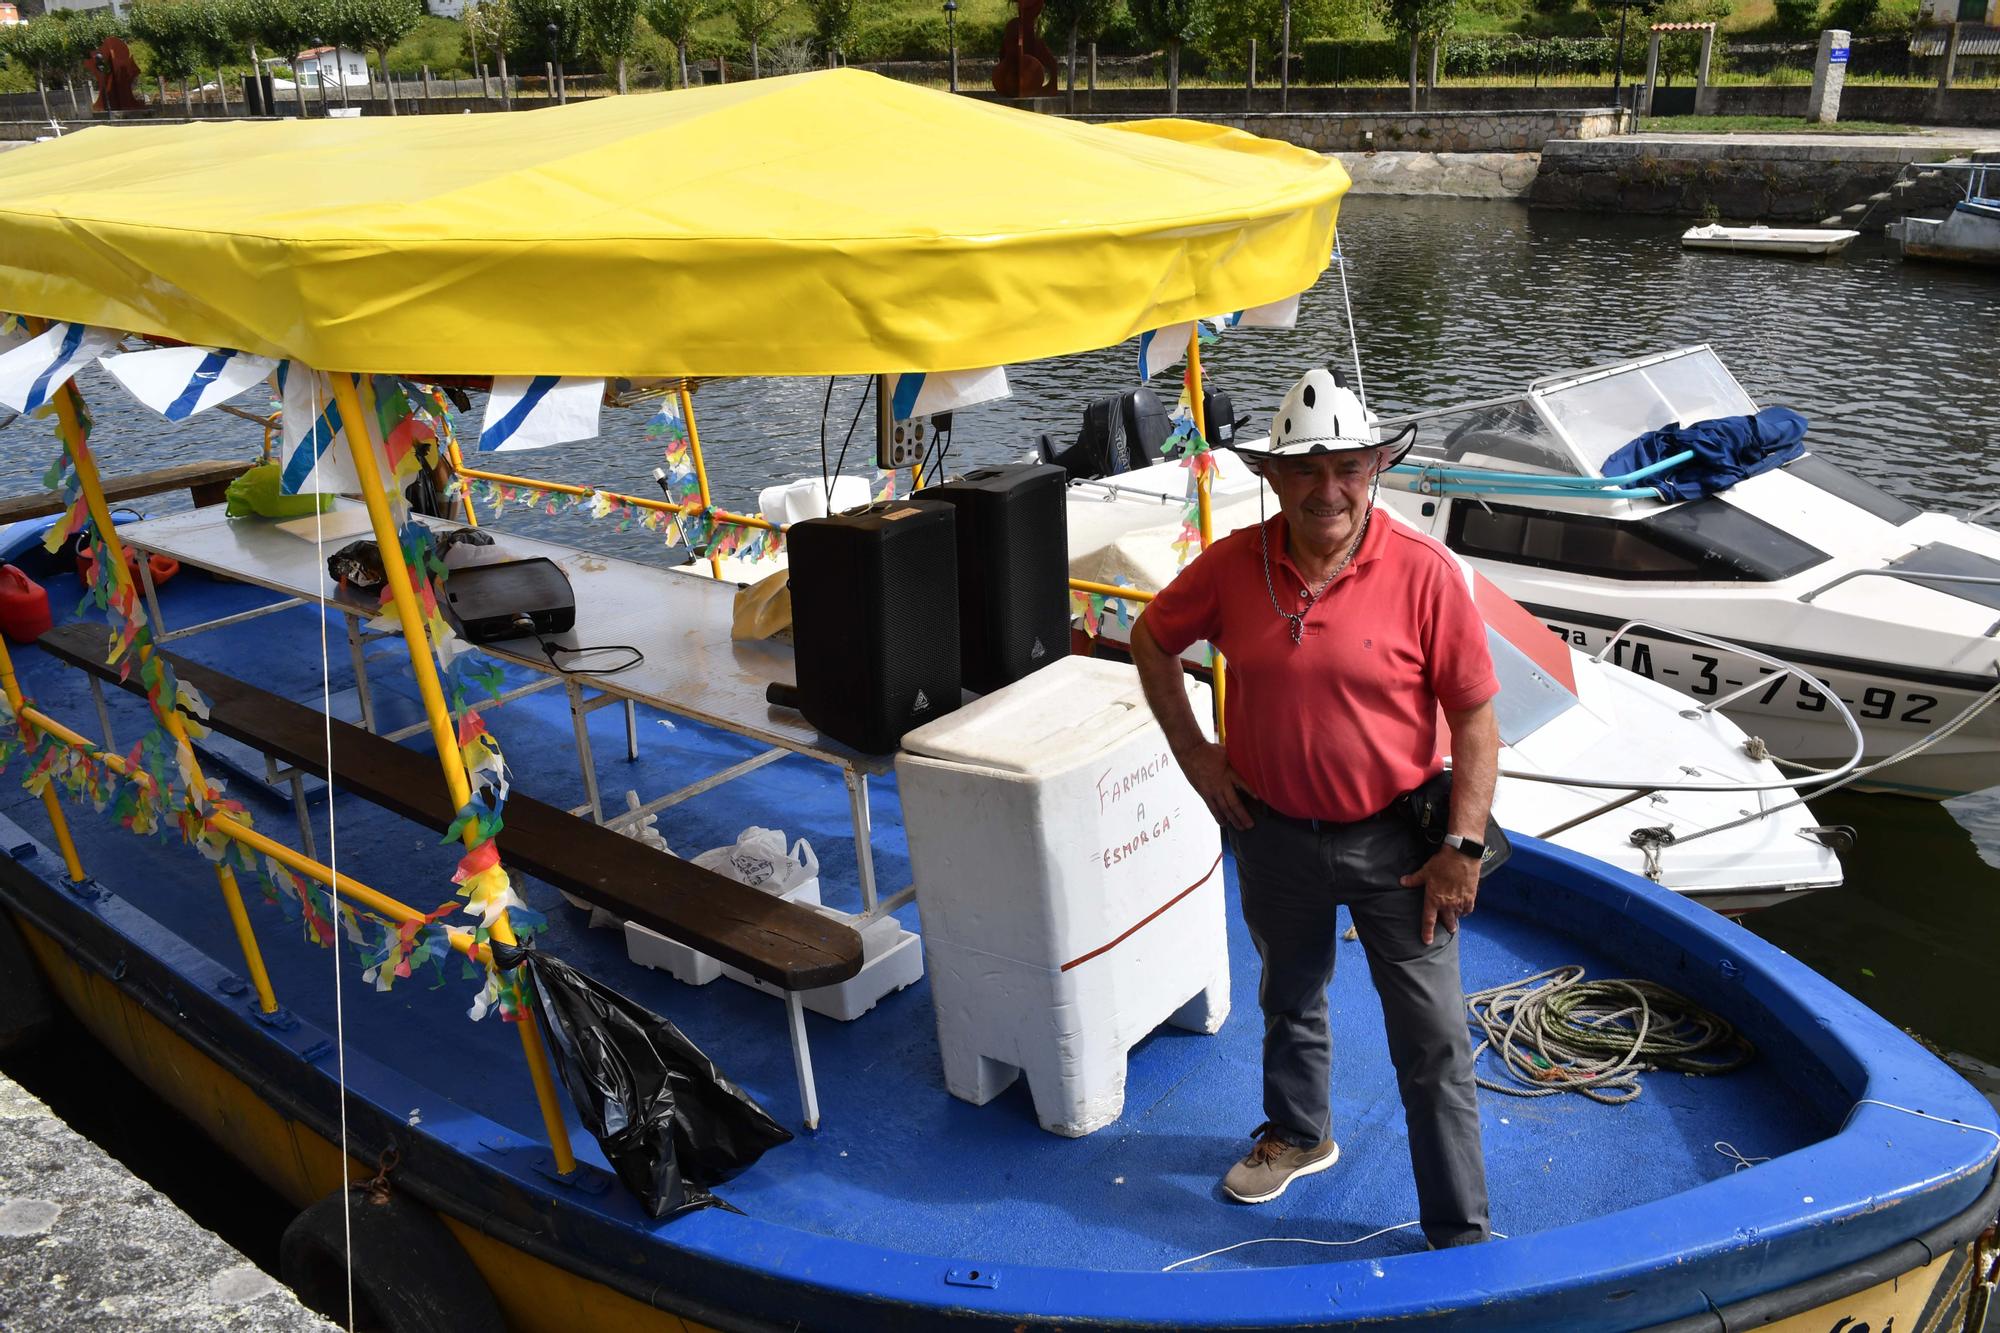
[
  {"left": 0, "top": 460, "right": 253, "bottom": 526},
  {"left": 40, "top": 622, "right": 864, "bottom": 1125}
]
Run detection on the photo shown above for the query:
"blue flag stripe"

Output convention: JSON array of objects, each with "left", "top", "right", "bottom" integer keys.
[
  {"left": 480, "top": 375, "right": 559, "bottom": 451},
  {"left": 280, "top": 398, "right": 344, "bottom": 495},
  {"left": 891, "top": 373, "right": 924, "bottom": 421},
  {"left": 162, "top": 348, "right": 236, "bottom": 422},
  {"left": 24, "top": 323, "right": 85, "bottom": 413}
]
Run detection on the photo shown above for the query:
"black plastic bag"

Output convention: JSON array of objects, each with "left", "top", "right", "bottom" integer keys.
[{"left": 492, "top": 942, "right": 793, "bottom": 1218}]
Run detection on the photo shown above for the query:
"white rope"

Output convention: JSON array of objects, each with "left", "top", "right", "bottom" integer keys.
[
  {"left": 1332, "top": 226, "right": 1367, "bottom": 415},
  {"left": 307, "top": 371, "right": 357, "bottom": 1333},
  {"left": 1671, "top": 672, "right": 2000, "bottom": 850},
  {"left": 1162, "top": 1222, "right": 1510, "bottom": 1271}
]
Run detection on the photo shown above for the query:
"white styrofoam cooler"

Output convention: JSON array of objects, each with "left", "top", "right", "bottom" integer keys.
[{"left": 896, "top": 655, "right": 1229, "bottom": 1137}]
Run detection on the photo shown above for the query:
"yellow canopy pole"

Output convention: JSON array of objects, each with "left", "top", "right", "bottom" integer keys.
[
  {"left": 678, "top": 386, "right": 723, "bottom": 577},
  {"left": 447, "top": 442, "right": 480, "bottom": 528},
  {"left": 1069, "top": 578, "right": 1156, "bottom": 604},
  {"left": 329, "top": 372, "right": 576, "bottom": 1176},
  {"left": 17, "top": 703, "right": 490, "bottom": 965},
  {"left": 450, "top": 460, "right": 777, "bottom": 532},
  {"left": 0, "top": 640, "right": 86, "bottom": 883},
  {"left": 1186, "top": 327, "right": 1225, "bottom": 739},
  {"left": 45, "top": 375, "right": 279, "bottom": 1015}
]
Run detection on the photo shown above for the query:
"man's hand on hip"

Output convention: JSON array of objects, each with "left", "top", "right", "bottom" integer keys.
[
  {"left": 1178, "top": 741, "right": 1255, "bottom": 831},
  {"left": 1399, "top": 849, "right": 1479, "bottom": 946}
]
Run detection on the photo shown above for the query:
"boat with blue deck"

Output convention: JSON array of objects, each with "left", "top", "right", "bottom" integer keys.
[{"left": 0, "top": 70, "right": 1994, "bottom": 1332}]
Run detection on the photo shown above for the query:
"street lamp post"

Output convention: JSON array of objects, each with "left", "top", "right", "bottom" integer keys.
[
  {"left": 1611, "top": 0, "right": 1631, "bottom": 103},
  {"left": 944, "top": 0, "right": 959, "bottom": 93}
]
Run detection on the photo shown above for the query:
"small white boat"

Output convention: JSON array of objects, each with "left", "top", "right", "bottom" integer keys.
[
  {"left": 1371, "top": 345, "right": 2000, "bottom": 800},
  {"left": 1887, "top": 160, "right": 2000, "bottom": 268},
  {"left": 1681, "top": 223, "right": 1859, "bottom": 256}
]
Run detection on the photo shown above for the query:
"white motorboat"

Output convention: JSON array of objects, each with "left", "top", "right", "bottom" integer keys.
[
  {"left": 1065, "top": 456, "right": 1848, "bottom": 913},
  {"left": 1366, "top": 345, "right": 2000, "bottom": 799},
  {"left": 1886, "top": 160, "right": 2000, "bottom": 268},
  {"left": 1680, "top": 224, "right": 1859, "bottom": 256}
]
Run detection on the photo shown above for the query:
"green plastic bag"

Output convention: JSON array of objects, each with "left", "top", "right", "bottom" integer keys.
[{"left": 225, "top": 463, "right": 335, "bottom": 520}]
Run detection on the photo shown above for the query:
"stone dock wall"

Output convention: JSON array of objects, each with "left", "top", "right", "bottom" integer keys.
[
  {"left": 1071, "top": 107, "right": 1618, "bottom": 153},
  {"left": 0, "top": 1070, "right": 335, "bottom": 1331},
  {"left": 1528, "top": 138, "right": 1983, "bottom": 223}
]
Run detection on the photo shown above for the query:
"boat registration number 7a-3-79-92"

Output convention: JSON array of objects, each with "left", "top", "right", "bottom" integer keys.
[{"left": 1541, "top": 621, "right": 1951, "bottom": 729}]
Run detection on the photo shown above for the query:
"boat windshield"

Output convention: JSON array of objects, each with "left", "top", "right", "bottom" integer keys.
[
  {"left": 1411, "top": 399, "right": 1575, "bottom": 475},
  {"left": 1535, "top": 349, "right": 1759, "bottom": 475}
]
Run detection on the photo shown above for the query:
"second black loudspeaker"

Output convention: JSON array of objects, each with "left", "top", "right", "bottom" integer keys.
[
  {"left": 785, "top": 497, "right": 961, "bottom": 754},
  {"left": 924, "top": 463, "right": 1070, "bottom": 695}
]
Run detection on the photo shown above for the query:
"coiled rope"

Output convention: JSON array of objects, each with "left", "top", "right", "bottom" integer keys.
[{"left": 1466, "top": 966, "right": 1756, "bottom": 1105}]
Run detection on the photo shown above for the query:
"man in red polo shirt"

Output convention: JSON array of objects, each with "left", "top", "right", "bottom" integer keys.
[{"left": 1131, "top": 365, "right": 1499, "bottom": 1249}]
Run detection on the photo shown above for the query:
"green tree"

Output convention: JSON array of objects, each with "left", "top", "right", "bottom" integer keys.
[
  {"left": 1772, "top": 0, "right": 1820, "bottom": 32},
  {"left": 333, "top": 0, "right": 423, "bottom": 111},
  {"left": 583, "top": 0, "right": 648, "bottom": 88},
  {"left": 512, "top": 0, "right": 586, "bottom": 92},
  {"left": 642, "top": 0, "right": 706, "bottom": 85},
  {"left": 728, "top": 0, "right": 790, "bottom": 76},
  {"left": 1825, "top": 0, "right": 1879, "bottom": 33},
  {"left": 130, "top": 0, "right": 211, "bottom": 112},
  {"left": 0, "top": 17, "right": 75, "bottom": 118},
  {"left": 464, "top": 0, "right": 518, "bottom": 103},
  {"left": 1195, "top": 0, "right": 1358, "bottom": 77},
  {"left": 800, "top": 0, "right": 859, "bottom": 63},
  {"left": 1128, "top": 0, "right": 1209, "bottom": 111},
  {"left": 1378, "top": 0, "right": 1451, "bottom": 110},
  {"left": 1044, "top": 0, "right": 1122, "bottom": 109}
]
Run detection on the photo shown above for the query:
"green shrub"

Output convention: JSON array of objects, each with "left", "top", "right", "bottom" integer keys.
[{"left": 1772, "top": 0, "right": 1822, "bottom": 32}]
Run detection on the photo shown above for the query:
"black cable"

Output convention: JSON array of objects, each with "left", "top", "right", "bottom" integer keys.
[
  {"left": 914, "top": 418, "right": 952, "bottom": 490},
  {"left": 818, "top": 376, "right": 836, "bottom": 507},
  {"left": 829, "top": 376, "right": 871, "bottom": 496},
  {"left": 537, "top": 640, "right": 644, "bottom": 676},
  {"left": 507, "top": 613, "right": 643, "bottom": 675}
]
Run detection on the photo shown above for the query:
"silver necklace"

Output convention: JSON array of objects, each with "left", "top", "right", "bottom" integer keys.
[{"left": 1260, "top": 495, "right": 1373, "bottom": 646}]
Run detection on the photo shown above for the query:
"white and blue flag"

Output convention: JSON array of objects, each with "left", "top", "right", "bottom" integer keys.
[
  {"left": 478, "top": 375, "right": 603, "bottom": 452},
  {"left": 0, "top": 321, "right": 120, "bottom": 414},
  {"left": 1137, "top": 322, "right": 1195, "bottom": 383},
  {"left": 887, "top": 365, "right": 1010, "bottom": 421},
  {"left": 1137, "top": 293, "right": 1303, "bottom": 382},
  {"left": 100, "top": 345, "right": 277, "bottom": 422},
  {"left": 277, "top": 361, "right": 361, "bottom": 495},
  {"left": 1214, "top": 293, "right": 1302, "bottom": 332}
]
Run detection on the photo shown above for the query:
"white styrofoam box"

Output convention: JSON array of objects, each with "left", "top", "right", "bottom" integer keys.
[
  {"left": 720, "top": 911, "right": 924, "bottom": 1022},
  {"left": 623, "top": 874, "right": 821, "bottom": 986},
  {"left": 624, "top": 920, "right": 723, "bottom": 986},
  {"left": 896, "top": 655, "right": 1229, "bottom": 1136}
]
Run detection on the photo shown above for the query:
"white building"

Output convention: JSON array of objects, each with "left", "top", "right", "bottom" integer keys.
[
  {"left": 1920, "top": 0, "right": 1997, "bottom": 21},
  {"left": 292, "top": 46, "right": 372, "bottom": 89},
  {"left": 425, "top": 0, "right": 465, "bottom": 17}
]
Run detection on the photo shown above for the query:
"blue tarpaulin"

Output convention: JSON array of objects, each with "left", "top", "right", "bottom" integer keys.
[{"left": 1601, "top": 407, "right": 1809, "bottom": 503}]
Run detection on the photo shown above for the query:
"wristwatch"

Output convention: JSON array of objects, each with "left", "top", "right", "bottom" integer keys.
[{"left": 1442, "top": 833, "right": 1486, "bottom": 862}]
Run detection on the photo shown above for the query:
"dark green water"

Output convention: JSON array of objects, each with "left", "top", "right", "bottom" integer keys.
[{"left": 1, "top": 196, "right": 1996, "bottom": 1274}]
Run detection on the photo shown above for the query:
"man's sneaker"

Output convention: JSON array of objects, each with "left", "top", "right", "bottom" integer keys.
[{"left": 1220, "top": 1126, "right": 1339, "bottom": 1204}]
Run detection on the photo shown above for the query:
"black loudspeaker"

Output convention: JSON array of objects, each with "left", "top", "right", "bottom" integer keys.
[
  {"left": 785, "top": 499, "right": 961, "bottom": 754},
  {"left": 923, "top": 464, "right": 1070, "bottom": 695}
]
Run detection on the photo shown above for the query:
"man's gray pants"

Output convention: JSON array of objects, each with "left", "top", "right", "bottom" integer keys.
[{"left": 1228, "top": 800, "right": 1489, "bottom": 1249}]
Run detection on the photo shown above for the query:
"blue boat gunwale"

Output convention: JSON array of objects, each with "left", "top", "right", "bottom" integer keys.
[{"left": 2, "top": 797, "right": 1993, "bottom": 1332}]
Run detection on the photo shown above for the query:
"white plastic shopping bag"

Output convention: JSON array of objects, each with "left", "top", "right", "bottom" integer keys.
[{"left": 693, "top": 826, "right": 818, "bottom": 894}]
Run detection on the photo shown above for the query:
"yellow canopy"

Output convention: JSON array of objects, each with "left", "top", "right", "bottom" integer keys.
[{"left": 0, "top": 70, "right": 1347, "bottom": 379}]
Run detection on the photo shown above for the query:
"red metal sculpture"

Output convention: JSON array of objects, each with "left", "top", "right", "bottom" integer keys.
[
  {"left": 90, "top": 36, "right": 146, "bottom": 113},
  {"left": 991, "top": 0, "right": 1059, "bottom": 99}
]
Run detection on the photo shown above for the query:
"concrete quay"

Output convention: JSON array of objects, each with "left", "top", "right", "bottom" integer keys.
[{"left": 0, "top": 1070, "right": 335, "bottom": 1332}]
